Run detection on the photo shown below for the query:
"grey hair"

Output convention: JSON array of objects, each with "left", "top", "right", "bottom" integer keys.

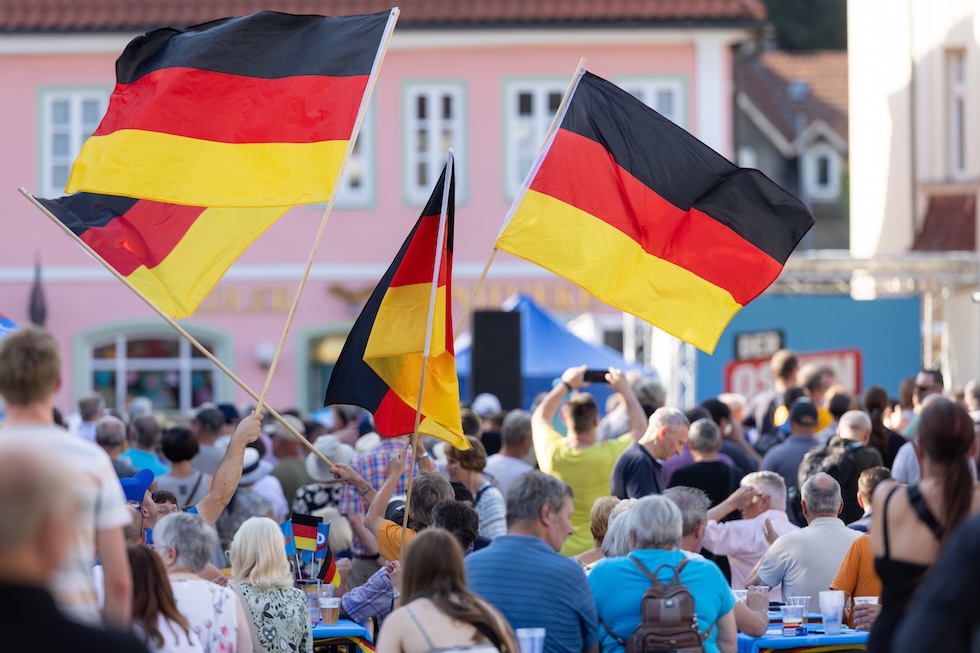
[
  {"left": 688, "top": 418, "right": 721, "bottom": 454},
  {"left": 128, "top": 397, "right": 154, "bottom": 421},
  {"left": 78, "top": 393, "right": 105, "bottom": 420},
  {"left": 742, "top": 471, "right": 787, "bottom": 508},
  {"left": 801, "top": 472, "right": 842, "bottom": 516},
  {"left": 662, "top": 486, "right": 710, "bottom": 537},
  {"left": 649, "top": 406, "right": 690, "bottom": 433},
  {"left": 717, "top": 393, "right": 747, "bottom": 413},
  {"left": 500, "top": 410, "right": 532, "bottom": 448},
  {"left": 839, "top": 410, "right": 871, "bottom": 438},
  {"left": 601, "top": 504, "right": 636, "bottom": 558},
  {"left": 634, "top": 378, "right": 667, "bottom": 410},
  {"left": 95, "top": 415, "right": 127, "bottom": 447},
  {"left": 627, "top": 495, "right": 683, "bottom": 550},
  {"left": 131, "top": 415, "right": 161, "bottom": 449},
  {"left": 154, "top": 512, "right": 219, "bottom": 573},
  {"left": 506, "top": 471, "right": 572, "bottom": 527}
]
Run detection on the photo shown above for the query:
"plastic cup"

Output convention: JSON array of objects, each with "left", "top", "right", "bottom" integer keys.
[
  {"left": 319, "top": 597, "right": 341, "bottom": 625},
  {"left": 819, "top": 590, "right": 845, "bottom": 635},
  {"left": 787, "top": 596, "right": 811, "bottom": 625},
  {"left": 732, "top": 589, "right": 748, "bottom": 602},
  {"left": 516, "top": 628, "right": 546, "bottom": 653},
  {"left": 853, "top": 596, "right": 878, "bottom": 605},
  {"left": 779, "top": 605, "right": 805, "bottom": 635},
  {"left": 298, "top": 579, "right": 321, "bottom": 623}
]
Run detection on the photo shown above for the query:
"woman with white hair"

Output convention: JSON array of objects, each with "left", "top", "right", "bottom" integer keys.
[
  {"left": 230, "top": 517, "right": 312, "bottom": 653},
  {"left": 588, "top": 495, "right": 737, "bottom": 653},
  {"left": 154, "top": 512, "right": 252, "bottom": 653}
]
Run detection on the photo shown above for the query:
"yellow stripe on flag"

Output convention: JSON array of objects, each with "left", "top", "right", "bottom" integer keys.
[
  {"left": 66, "top": 130, "right": 348, "bottom": 207},
  {"left": 126, "top": 205, "right": 288, "bottom": 318},
  {"left": 497, "top": 190, "right": 742, "bottom": 353},
  {"left": 365, "top": 283, "right": 447, "bottom": 357}
]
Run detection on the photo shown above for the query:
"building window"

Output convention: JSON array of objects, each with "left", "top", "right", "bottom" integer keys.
[
  {"left": 335, "top": 107, "right": 375, "bottom": 208},
  {"left": 308, "top": 332, "right": 349, "bottom": 410},
  {"left": 617, "top": 77, "right": 687, "bottom": 128},
  {"left": 948, "top": 49, "right": 967, "bottom": 179},
  {"left": 505, "top": 80, "right": 566, "bottom": 198},
  {"left": 88, "top": 333, "right": 221, "bottom": 411},
  {"left": 737, "top": 146, "right": 758, "bottom": 169},
  {"left": 404, "top": 83, "right": 465, "bottom": 205},
  {"left": 40, "top": 89, "right": 109, "bottom": 199},
  {"left": 804, "top": 142, "right": 840, "bottom": 202}
]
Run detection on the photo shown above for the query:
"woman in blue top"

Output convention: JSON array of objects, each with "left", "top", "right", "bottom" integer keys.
[{"left": 588, "top": 495, "right": 737, "bottom": 653}]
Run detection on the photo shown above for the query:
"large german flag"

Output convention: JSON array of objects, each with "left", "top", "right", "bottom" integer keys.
[
  {"left": 37, "top": 192, "right": 287, "bottom": 318},
  {"left": 496, "top": 72, "right": 814, "bottom": 354},
  {"left": 65, "top": 10, "right": 393, "bottom": 207},
  {"left": 324, "top": 162, "right": 466, "bottom": 449}
]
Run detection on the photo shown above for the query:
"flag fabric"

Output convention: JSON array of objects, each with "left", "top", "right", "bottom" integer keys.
[
  {"left": 280, "top": 520, "right": 296, "bottom": 556},
  {"left": 324, "top": 162, "right": 466, "bottom": 449},
  {"left": 314, "top": 523, "right": 331, "bottom": 561},
  {"left": 292, "top": 513, "right": 321, "bottom": 551},
  {"left": 0, "top": 313, "right": 18, "bottom": 340},
  {"left": 495, "top": 71, "right": 814, "bottom": 354},
  {"left": 36, "top": 192, "right": 288, "bottom": 319},
  {"left": 65, "top": 10, "right": 393, "bottom": 207}
]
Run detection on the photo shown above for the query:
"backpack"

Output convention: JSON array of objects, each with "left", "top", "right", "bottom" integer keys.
[
  {"left": 797, "top": 440, "right": 863, "bottom": 522},
  {"left": 601, "top": 557, "right": 708, "bottom": 653}
]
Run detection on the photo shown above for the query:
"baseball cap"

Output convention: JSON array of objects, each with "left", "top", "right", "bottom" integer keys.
[
  {"left": 121, "top": 468, "right": 154, "bottom": 502},
  {"left": 788, "top": 398, "right": 818, "bottom": 426},
  {"left": 471, "top": 393, "right": 502, "bottom": 418}
]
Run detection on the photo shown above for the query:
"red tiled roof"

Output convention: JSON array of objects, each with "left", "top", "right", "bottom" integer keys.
[
  {"left": 0, "top": 0, "right": 767, "bottom": 32},
  {"left": 740, "top": 50, "right": 848, "bottom": 145},
  {"left": 912, "top": 194, "right": 977, "bottom": 252}
]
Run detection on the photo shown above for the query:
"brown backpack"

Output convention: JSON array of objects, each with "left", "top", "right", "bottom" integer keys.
[{"left": 601, "top": 557, "right": 709, "bottom": 653}]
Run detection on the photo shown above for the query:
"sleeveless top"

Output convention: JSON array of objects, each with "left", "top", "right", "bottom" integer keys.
[
  {"left": 404, "top": 604, "right": 501, "bottom": 653},
  {"left": 868, "top": 485, "right": 943, "bottom": 652}
]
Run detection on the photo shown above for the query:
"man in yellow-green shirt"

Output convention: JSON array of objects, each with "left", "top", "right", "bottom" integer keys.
[{"left": 532, "top": 365, "right": 647, "bottom": 556}]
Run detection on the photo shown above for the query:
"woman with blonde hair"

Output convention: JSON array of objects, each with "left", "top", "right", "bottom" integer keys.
[
  {"left": 377, "top": 528, "right": 517, "bottom": 653},
  {"left": 230, "top": 517, "right": 312, "bottom": 653}
]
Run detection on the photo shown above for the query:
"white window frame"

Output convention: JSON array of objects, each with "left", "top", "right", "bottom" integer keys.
[
  {"left": 948, "top": 49, "right": 968, "bottom": 180},
  {"left": 335, "top": 103, "right": 375, "bottom": 208},
  {"left": 616, "top": 76, "right": 688, "bottom": 129},
  {"left": 84, "top": 330, "right": 227, "bottom": 412},
  {"left": 803, "top": 142, "right": 840, "bottom": 201},
  {"left": 503, "top": 79, "right": 568, "bottom": 200},
  {"left": 403, "top": 82, "right": 465, "bottom": 206},
  {"left": 39, "top": 88, "right": 110, "bottom": 199}
]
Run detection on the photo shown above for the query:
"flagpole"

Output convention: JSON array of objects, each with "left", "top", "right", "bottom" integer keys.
[
  {"left": 254, "top": 8, "right": 400, "bottom": 415},
  {"left": 399, "top": 151, "right": 454, "bottom": 560},
  {"left": 453, "top": 58, "right": 587, "bottom": 340},
  {"left": 17, "top": 187, "right": 335, "bottom": 468}
]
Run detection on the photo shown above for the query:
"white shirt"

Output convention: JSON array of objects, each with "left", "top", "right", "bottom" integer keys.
[
  {"left": 251, "top": 474, "right": 289, "bottom": 523},
  {"left": 892, "top": 440, "right": 977, "bottom": 485},
  {"left": 135, "top": 615, "right": 205, "bottom": 653},
  {"left": 483, "top": 454, "right": 533, "bottom": 499},
  {"left": 757, "top": 516, "right": 862, "bottom": 602},
  {"left": 702, "top": 509, "right": 798, "bottom": 600}
]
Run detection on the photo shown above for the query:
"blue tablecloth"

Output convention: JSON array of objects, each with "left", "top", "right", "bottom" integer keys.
[
  {"left": 312, "top": 619, "right": 373, "bottom": 642},
  {"left": 738, "top": 625, "right": 869, "bottom": 653}
]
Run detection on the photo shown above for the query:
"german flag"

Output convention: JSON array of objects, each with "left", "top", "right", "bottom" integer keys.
[
  {"left": 324, "top": 161, "right": 466, "bottom": 449},
  {"left": 496, "top": 72, "right": 814, "bottom": 354},
  {"left": 36, "top": 192, "right": 287, "bottom": 319},
  {"left": 65, "top": 10, "right": 393, "bottom": 207},
  {"left": 292, "top": 513, "right": 321, "bottom": 552}
]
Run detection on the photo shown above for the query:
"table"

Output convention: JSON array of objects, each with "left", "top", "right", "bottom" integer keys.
[
  {"left": 737, "top": 625, "right": 869, "bottom": 653},
  {"left": 312, "top": 619, "right": 374, "bottom": 653}
]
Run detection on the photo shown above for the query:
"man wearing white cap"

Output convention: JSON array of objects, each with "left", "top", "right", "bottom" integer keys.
[{"left": 293, "top": 435, "right": 357, "bottom": 515}]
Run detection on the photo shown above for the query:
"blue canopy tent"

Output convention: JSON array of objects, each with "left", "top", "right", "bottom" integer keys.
[{"left": 455, "top": 295, "right": 652, "bottom": 410}]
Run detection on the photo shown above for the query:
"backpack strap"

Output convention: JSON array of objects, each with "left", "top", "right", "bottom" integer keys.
[{"left": 600, "top": 618, "right": 628, "bottom": 647}]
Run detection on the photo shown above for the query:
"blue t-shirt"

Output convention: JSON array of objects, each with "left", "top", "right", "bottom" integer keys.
[
  {"left": 588, "top": 549, "right": 734, "bottom": 653},
  {"left": 119, "top": 448, "right": 171, "bottom": 477},
  {"left": 466, "top": 534, "right": 597, "bottom": 653}
]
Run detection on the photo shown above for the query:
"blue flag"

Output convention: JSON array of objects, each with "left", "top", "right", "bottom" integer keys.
[
  {"left": 315, "top": 523, "right": 331, "bottom": 561},
  {"left": 0, "top": 313, "right": 18, "bottom": 340},
  {"left": 280, "top": 520, "right": 296, "bottom": 556}
]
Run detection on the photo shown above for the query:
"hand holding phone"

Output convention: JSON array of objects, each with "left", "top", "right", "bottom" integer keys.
[{"left": 582, "top": 369, "right": 608, "bottom": 383}]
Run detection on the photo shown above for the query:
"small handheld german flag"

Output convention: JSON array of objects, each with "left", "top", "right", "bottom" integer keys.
[{"left": 292, "top": 513, "right": 321, "bottom": 551}]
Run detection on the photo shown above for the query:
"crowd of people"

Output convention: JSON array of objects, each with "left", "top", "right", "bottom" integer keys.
[{"left": 1, "top": 327, "right": 979, "bottom": 653}]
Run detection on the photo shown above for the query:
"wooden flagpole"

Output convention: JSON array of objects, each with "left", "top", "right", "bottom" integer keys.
[
  {"left": 399, "top": 151, "right": 455, "bottom": 560},
  {"left": 254, "top": 8, "right": 400, "bottom": 414},
  {"left": 453, "top": 58, "right": 587, "bottom": 340},
  {"left": 18, "top": 188, "right": 335, "bottom": 468}
]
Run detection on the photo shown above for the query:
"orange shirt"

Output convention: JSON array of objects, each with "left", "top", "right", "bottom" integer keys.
[
  {"left": 830, "top": 534, "right": 881, "bottom": 626},
  {"left": 377, "top": 519, "right": 416, "bottom": 561}
]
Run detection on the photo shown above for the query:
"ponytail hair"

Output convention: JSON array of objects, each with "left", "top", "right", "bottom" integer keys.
[
  {"left": 917, "top": 396, "right": 975, "bottom": 544},
  {"left": 862, "top": 385, "right": 890, "bottom": 457}
]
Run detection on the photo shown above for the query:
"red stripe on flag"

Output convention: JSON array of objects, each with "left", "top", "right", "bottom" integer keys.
[
  {"left": 531, "top": 129, "right": 783, "bottom": 305},
  {"left": 95, "top": 69, "right": 369, "bottom": 144},
  {"left": 373, "top": 389, "right": 420, "bottom": 437},
  {"left": 292, "top": 523, "right": 318, "bottom": 540},
  {"left": 79, "top": 201, "right": 205, "bottom": 276},
  {"left": 389, "top": 214, "right": 450, "bottom": 289}
]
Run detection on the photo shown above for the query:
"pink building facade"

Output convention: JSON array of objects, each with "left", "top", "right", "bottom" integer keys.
[{"left": 0, "top": 2, "right": 763, "bottom": 415}]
